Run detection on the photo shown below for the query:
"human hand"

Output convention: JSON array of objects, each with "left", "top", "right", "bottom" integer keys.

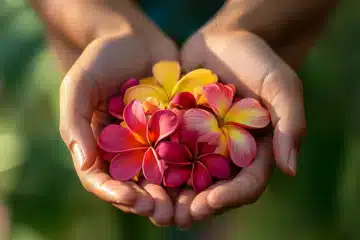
[
  {"left": 174, "top": 0, "right": 337, "bottom": 226},
  {"left": 49, "top": 0, "right": 180, "bottom": 226}
]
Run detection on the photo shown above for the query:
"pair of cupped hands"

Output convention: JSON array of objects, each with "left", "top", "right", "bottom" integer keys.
[{"left": 51, "top": 0, "right": 331, "bottom": 228}]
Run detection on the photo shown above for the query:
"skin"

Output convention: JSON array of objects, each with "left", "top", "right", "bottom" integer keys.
[{"left": 28, "top": 0, "right": 337, "bottom": 228}]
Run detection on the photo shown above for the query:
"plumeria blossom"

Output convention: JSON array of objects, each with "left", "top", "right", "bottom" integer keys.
[
  {"left": 157, "top": 131, "right": 231, "bottom": 192},
  {"left": 98, "top": 100, "right": 179, "bottom": 184},
  {"left": 123, "top": 61, "right": 218, "bottom": 111},
  {"left": 183, "top": 83, "right": 270, "bottom": 168}
]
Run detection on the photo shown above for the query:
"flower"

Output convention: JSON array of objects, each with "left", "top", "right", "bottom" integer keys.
[
  {"left": 123, "top": 61, "right": 218, "bottom": 111},
  {"left": 98, "top": 100, "right": 179, "bottom": 184},
  {"left": 182, "top": 83, "right": 270, "bottom": 168},
  {"left": 157, "top": 131, "right": 231, "bottom": 192},
  {"left": 107, "top": 78, "right": 139, "bottom": 119}
]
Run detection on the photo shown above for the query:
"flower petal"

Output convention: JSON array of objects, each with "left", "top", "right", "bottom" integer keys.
[
  {"left": 224, "top": 98, "right": 270, "bottom": 128},
  {"left": 123, "top": 100, "right": 148, "bottom": 144},
  {"left": 163, "top": 165, "right": 192, "bottom": 187},
  {"left": 203, "top": 83, "right": 233, "bottom": 118},
  {"left": 98, "top": 124, "right": 146, "bottom": 152},
  {"left": 175, "top": 130, "right": 198, "bottom": 156},
  {"left": 171, "top": 69, "right": 218, "bottom": 97},
  {"left": 120, "top": 78, "right": 139, "bottom": 96},
  {"left": 147, "top": 110, "right": 178, "bottom": 144},
  {"left": 182, "top": 108, "right": 221, "bottom": 136},
  {"left": 142, "top": 97, "right": 163, "bottom": 115},
  {"left": 224, "top": 125, "right": 256, "bottom": 168},
  {"left": 139, "top": 77, "right": 158, "bottom": 85},
  {"left": 108, "top": 95, "right": 125, "bottom": 119},
  {"left": 197, "top": 132, "right": 221, "bottom": 156},
  {"left": 153, "top": 61, "right": 180, "bottom": 96},
  {"left": 198, "top": 154, "right": 230, "bottom": 179},
  {"left": 142, "top": 147, "right": 163, "bottom": 184},
  {"left": 192, "top": 162, "right": 212, "bottom": 192},
  {"left": 124, "top": 84, "right": 169, "bottom": 105},
  {"left": 214, "top": 132, "right": 229, "bottom": 157},
  {"left": 170, "top": 92, "right": 196, "bottom": 110},
  {"left": 110, "top": 148, "right": 147, "bottom": 181},
  {"left": 156, "top": 141, "right": 192, "bottom": 164},
  {"left": 99, "top": 149, "right": 117, "bottom": 162}
]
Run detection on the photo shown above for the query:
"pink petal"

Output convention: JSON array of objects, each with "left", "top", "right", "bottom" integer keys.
[
  {"left": 224, "top": 125, "right": 257, "bottom": 168},
  {"left": 123, "top": 100, "right": 148, "bottom": 144},
  {"left": 182, "top": 108, "right": 222, "bottom": 137},
  {"left": 192, "top": 162, "right": 212, "bottom": 192},
  {"left": 203, "top": 83, "right": 234, "bottom": 118},
  {"left": 224, "top": 98, "right": 270, "bottom": 129},
  {"left": 98, "top": 124, "right": 146, "bottom": 153},
  {"left": 108, "top": 95, "right": 125, "bottom": 119},
  {"left": 99, "top": 149, "right": 117, "bottom": 162},
  {"left": 175, "top": 130, "right": 198, "bottom": 156},
  {"left": 147, "top": 110, "right": 178, "bottom": 144},
  {"left": 163, "top": 165, "right": 192, "bottom": 187},
  {"left": 110, "top": 148, "right": 147, "bottom": 181},
  {"left": 170, "top": 92, "right": 196, "bottom": 109},
  {"left": 142, "top": 147, "right": 163, "bottom": 184},
  {"left": 197, "top": 132, "right": 221, "bottom": 156},
  {"left": 156, "top": 141, "right": 192, "bottom": 164},
  {"left": 198, "top": 154, "right": 231, "bottom": 179},
  {"left": 119, "top": 78, "right": 139, "bottom": 96}
]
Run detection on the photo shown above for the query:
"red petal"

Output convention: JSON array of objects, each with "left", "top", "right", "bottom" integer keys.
[
  {"left": 182, "top": 108, "right": 221, "bottom": 137},
  {"left": 176, "top": 130, "right": 198, "bottom": 156},
  {"left": 197, "top": 132, "right": 221, "bottom": 156},
  {"left": 192, "top": 162, "right": 212, "bottom": 192},
  {"left": 203, "top": 83, "right": 234, "bottom": 118},
  {"left": 123, "top": 100, "right": 148, "bottom": 144},
  {"left": 147, "top": 110, "right": 178, "bottom": 144},
  {"left": 108, "top": 95, "right": 125, "bottom": 119},
  {"left": 120, "top": 78, "right": 139, "bottom": 96},
  {"left": 224, "top": 125, "right": 257, "bottom": 168},
  {"left": 163, "top": 165, "right": 192, "bottom": 187},
  {"left": 142, "top": 148, "right": 163, "bottom": 184},
  {"left": 156, "top": 141, "right": 192, "bottom": 164},
  {"left": 198, "top": 154, "right": 231, "bottom": 179},
  {"left": 98, "top": 124, "right": 146, "bottom": 153},
  {"left": 109, "top": 148, "right": 147, "bottom": 181},
  {"left": 99, "top": 149, "right": 117, "bottom": 162},
  {"left": 170, "top": 92, "right": 196, "bottom": 109}
]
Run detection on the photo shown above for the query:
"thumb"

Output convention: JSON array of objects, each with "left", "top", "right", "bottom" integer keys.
[
  {"left": 180, "top": 33, "right": 207, "bottom": 72},
  {"left": 261, "top": 60, "right": 306, "bottom": 176},
  {"left": 59, "top": 59, "right": 98, "bottom": 171}
]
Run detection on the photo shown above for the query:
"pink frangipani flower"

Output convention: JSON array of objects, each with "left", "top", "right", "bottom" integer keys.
[
  {"left": 98, "top": 100, "right": 179, "bottom": 184},
  {"left": 183, "top": 83, "right": 270, "bottom": 168},
  {"left": 158, "top": 131, "right": 231, "bottom": 192}
]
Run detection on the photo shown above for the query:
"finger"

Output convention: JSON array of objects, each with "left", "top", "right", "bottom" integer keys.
[
  {"left": 141, "top": 181, "right": 174, "bottom": 227},
  {"left": 71, "top": 147, "right": 137, "bottom": 205},
  {"left": 206, "top": 137, "right": 273, "bottom": 211},
  {"left": 175, "top": 189, "right": 196, "bottom": 228},
  {"left": 112, "top": 183, "right": 154, "bottom": 217}
]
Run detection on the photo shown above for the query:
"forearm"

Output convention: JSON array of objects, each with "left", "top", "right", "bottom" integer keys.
[
  {"left": 205, "top": 0, "right": 338, "bottom": 46},
  {"left": 27, "top": 0, "right": 159, "bottom": 48}
]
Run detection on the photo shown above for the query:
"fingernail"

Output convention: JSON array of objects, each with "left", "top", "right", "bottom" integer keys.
[
  {"left": 71, "top": 143, "right": 85, "bottom": 168},
  {"left": 134, "top": 197, "right": 154, "bottom": 216},
  {"left": 288, "top": 148, "right": 297, "bottom": 176}
]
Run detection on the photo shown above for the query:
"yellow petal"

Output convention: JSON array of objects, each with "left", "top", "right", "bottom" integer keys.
[
  {"left": 171, "top": 69, "right": 218, "bottom": 97},
  {"left": 139, "top": 77, "right": 159, "bottom": 86},
  {"left": 124, "top": 85, "right": 169, "bottom": 104},
  {"left": 153, "top": 61, "right": 180, "bottom": 96}
]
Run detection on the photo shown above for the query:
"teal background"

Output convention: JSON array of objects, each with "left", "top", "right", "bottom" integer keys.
[{"left": 0, "top": 0, "right": 359, "bottom": 239}]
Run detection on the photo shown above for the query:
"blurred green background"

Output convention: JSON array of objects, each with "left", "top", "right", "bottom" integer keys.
[{"left": 0, "top": 0, "right": 359, "bottom": 239}]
